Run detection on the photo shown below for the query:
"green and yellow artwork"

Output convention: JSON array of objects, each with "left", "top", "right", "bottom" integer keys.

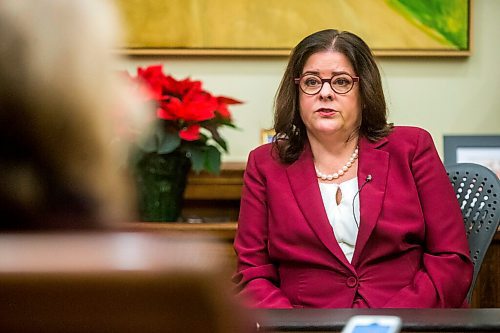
[
  {"left": 386, "top": 0, "right": 469, "bottom": 50},
  {"left": 114, "top": 0, "right": 470, "bottom": 56}
]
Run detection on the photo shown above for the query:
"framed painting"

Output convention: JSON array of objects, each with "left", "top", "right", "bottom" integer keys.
[
  {"left": 261, "top": 129, "right": 276, "bottom": 145},
  {"left": 114, "top": 0, "right": 472, "bottom": 57},
  {"left": 444, "top": 135, "right": 500, "bottom": 178}
]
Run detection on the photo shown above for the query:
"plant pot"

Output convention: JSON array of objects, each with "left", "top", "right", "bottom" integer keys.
[{"left": 134, "top": 151, "right": 191, "bottom": 222}]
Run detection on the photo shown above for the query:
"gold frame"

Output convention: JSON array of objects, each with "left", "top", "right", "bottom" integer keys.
[
  {"left": 260, "top": 129, "right": 275, "bottom": 145},
  {"left": 115, "top": 0, "right": 472, "bottom": 57}
]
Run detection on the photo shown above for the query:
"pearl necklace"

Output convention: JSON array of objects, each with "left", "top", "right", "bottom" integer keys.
[{"left": 315, "top": 146, "right": 359, "bottom": 181}]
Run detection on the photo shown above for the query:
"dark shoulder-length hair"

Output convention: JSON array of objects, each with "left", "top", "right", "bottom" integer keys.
[{"left": 273, "top": 29, "right": 393, "bottom": 164}]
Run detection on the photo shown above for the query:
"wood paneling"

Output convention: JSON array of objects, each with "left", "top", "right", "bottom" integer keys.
[
  {"left": 181, "top": 162, "right": 244, "bottom": 222},
  {"left": 470, "top": 232, "right": 500, "bottom": 308}
]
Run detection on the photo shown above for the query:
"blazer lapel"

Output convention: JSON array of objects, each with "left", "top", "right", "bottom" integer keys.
[
  {"left": 286, "top": 144, "right": 354, "bottom": 270},
  {"left": 351, "top": 136, "right": 389, "bottom": 267}
]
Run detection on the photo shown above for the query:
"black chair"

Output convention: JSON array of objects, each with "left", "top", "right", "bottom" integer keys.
[{"left": 446, "top": 163, "right": 500, "bottom": 303}]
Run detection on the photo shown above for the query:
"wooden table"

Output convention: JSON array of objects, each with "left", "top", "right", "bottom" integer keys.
[{"left": 0, "top": 232, "right": 243, "bottom": 333}]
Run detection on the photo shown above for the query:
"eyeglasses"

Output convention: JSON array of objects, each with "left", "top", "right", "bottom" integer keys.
[{"left": 294, "top": 73, "right": 360, "bottom": 95}]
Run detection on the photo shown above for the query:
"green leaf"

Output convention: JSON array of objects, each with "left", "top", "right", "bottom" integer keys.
[
  {"left": 206, "top": 136, "right": 227, "bottom": 152},
  {"left": 157, "top": 131, "right": 181, "bottom": 154},
  {"left": 184, "top": 145, "right": 221, "bottom": 174},
  {"left": 204, "top": 145, "right": 221, "bottom": 174},
  {"left": 186, "top": 147, "right": 205, "bottom": 174},
  {"left": 202, "top": 124, "right": 228, "bottom": 152},
  {"left": 219, "top": 119, "right": 237, "bottom": 128},
  {"left": 138, "top": 130, "right": 159, "bottom": 153}
]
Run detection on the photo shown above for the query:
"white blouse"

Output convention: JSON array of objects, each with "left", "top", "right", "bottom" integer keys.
[{"left": 318, "top": 177, "right": 360, "bottom": 263}]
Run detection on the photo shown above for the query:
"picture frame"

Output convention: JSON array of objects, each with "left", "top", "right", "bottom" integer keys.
[
  {"left": 261, "top": 129, "right": 276, "bottom": 145},
  {"left": 443, "top": 135, "right": 500, "bottom": 177},
  {"left": 115, "top": 0, "right": 472, "bottom": 57}
]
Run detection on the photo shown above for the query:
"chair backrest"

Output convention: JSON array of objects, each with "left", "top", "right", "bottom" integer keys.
[{"left": 445, "top": 163, "right": 500, "bottom": 303}]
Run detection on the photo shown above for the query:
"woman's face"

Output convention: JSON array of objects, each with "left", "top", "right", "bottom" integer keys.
[{"left": 298, "top": 50, "right": 362, "bottom": 140}]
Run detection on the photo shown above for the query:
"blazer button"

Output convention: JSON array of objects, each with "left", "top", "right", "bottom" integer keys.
[{"left": 346, "top": 276, "right": 358, "bottom": 288}]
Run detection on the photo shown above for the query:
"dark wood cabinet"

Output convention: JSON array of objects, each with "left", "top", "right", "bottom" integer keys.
[
  {"left": 470, "top": 232, "right": 499, "bottom": 308},
  {"left": 181, "top": 162, "right": 244, "bottom": 222}
]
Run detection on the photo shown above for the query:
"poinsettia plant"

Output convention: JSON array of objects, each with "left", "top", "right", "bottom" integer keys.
[{"left": 125, "top": 65, "right": 242, "bottom": 174}]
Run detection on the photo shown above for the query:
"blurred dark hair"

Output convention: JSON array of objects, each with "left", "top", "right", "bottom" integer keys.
[{"left": 273, "top": 29, "right": 393, "bottom": 164}]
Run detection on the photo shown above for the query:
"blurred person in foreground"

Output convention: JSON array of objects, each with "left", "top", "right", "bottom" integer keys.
[
  {"left": 0, "top": 4, "right": 255, "bottom": 332},
  {"left": 0, "top": 0, "right": 140, "bottom": 230},
  {"left": 233, "top": 29, "right": 473, "bottom": 308}
]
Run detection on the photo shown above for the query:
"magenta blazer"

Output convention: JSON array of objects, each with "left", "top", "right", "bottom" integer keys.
[{"left": 233, "top": 126, "right": 473, "bottom": 308}]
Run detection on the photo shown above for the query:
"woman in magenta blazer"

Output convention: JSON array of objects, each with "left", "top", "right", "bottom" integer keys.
[{"left": 233, "top": 29, "right": 473, "bottom": 308}]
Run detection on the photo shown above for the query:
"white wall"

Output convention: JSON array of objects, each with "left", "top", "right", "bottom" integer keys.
[{"left": 122, "top": 0, "right": 500, "bottom": 162}]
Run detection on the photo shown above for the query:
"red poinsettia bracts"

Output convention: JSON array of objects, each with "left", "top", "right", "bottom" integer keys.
[
  {"left": 179, "top": 124, "right": 201, "bottom": 141},
  {"left": 136, "top": 65, "right": 165, "bottom": 101},
  {"left": 126, "top": 65, "right": 242, "bottom": 174}
]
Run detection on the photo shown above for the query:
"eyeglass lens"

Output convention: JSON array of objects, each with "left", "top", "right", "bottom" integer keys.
[{"left": 299, "top": 74, "right": 356, "bottom": 95}]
